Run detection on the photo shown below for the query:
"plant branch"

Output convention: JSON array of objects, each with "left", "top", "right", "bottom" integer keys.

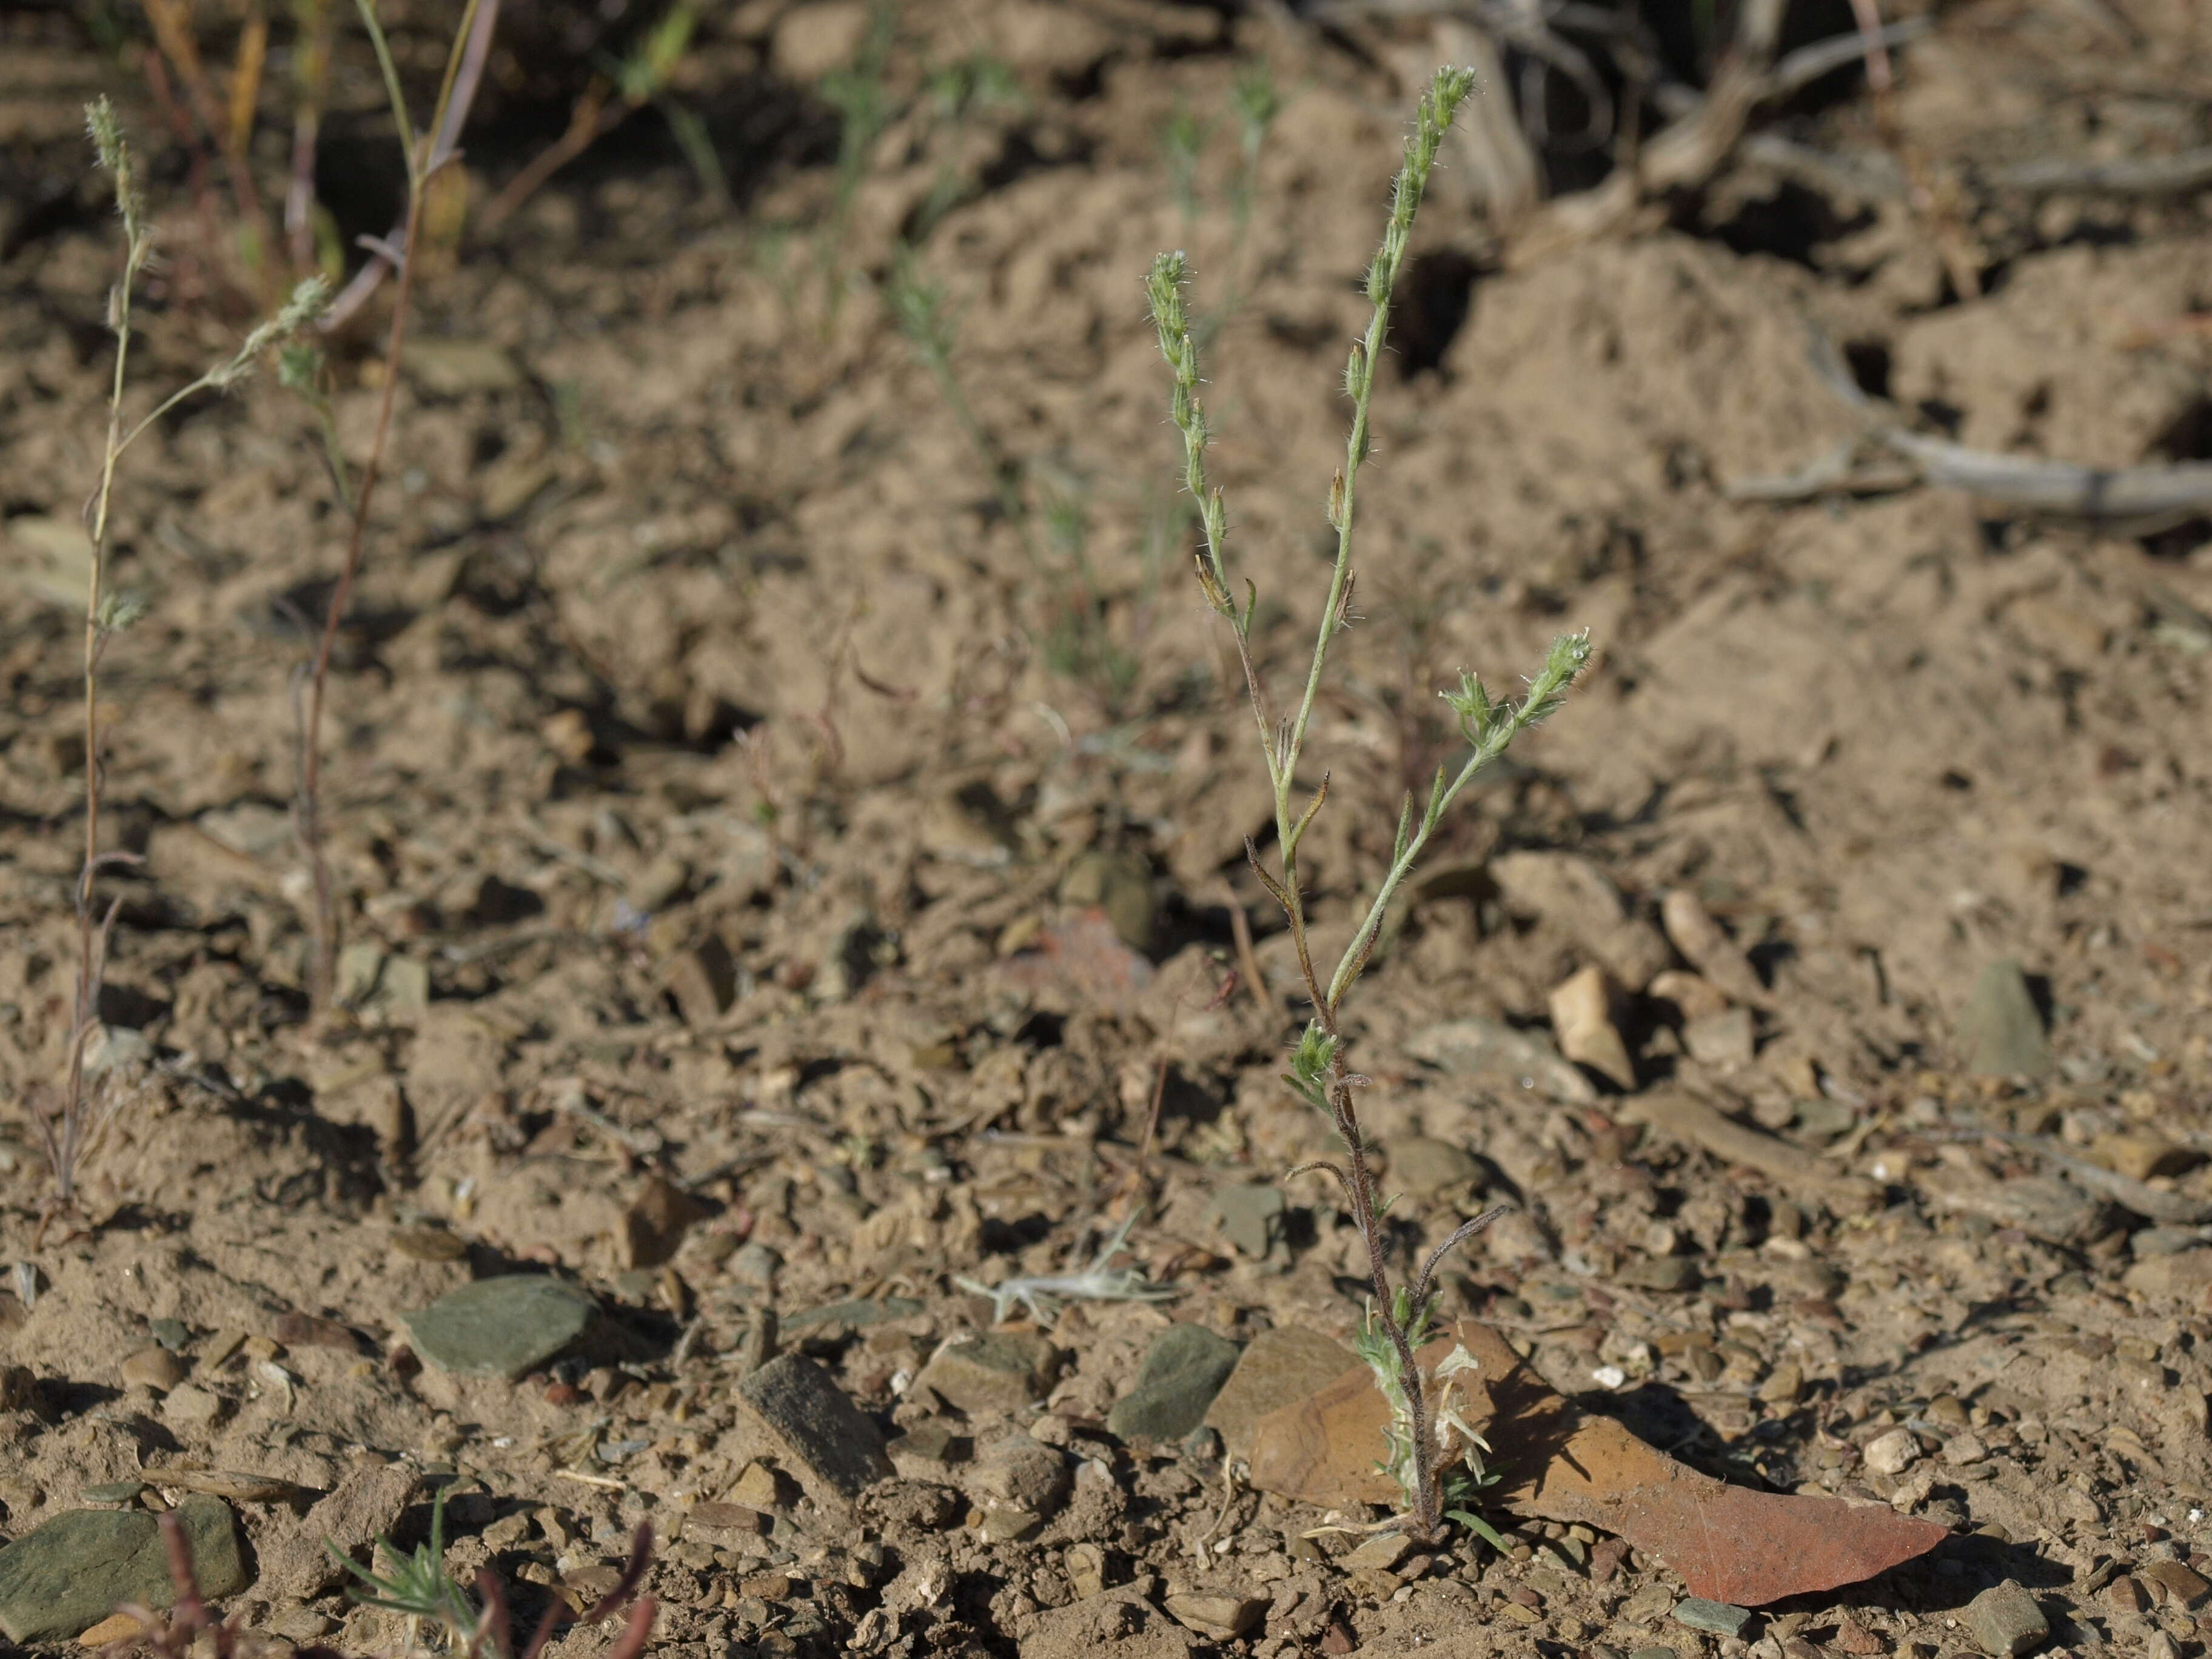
[
  {"left": 300, "top": 0, "right": 489, "bottom": 1010},
  {"left": 1145, "top": 65, "right": 1590, "bottom": 1547}
]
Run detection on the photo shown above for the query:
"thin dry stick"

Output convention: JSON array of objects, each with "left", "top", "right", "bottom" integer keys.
[{"left": 299, "top": 0, "right": 490, "bottom": 1011}]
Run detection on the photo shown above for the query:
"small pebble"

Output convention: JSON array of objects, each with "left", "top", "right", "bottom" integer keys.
[
  {"left": 119, "top": 1347, "right": 187, "bottom": 1392},
  {"left": 1671, "top": 1597, "right": 1751, "bottom": 1636},
  {"left": 1963, "top": 1580, "right": 2048, "bottom": 1657},
  {"left": 1862, "top": 1426, "right": 1920, "bottom": 1475}
]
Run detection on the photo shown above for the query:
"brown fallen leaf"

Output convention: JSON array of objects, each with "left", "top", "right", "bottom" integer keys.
[{"left": 1247, "top": 1320, "right": 1945, "bottom": 1606}]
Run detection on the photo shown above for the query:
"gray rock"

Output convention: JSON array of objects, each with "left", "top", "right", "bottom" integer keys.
[
  {"left": 1164, "top": 1593, "right": 1264, "bottom": 1641},
  {"left": 1210, "top": 1183, "right": 1286, "bottom": 1258},
  {"left": 1615, "top": 1255, "right": 1702, "bottom": 1293},
  {"left": 403, "top": 1275, "right": 598, "bottom": 1379},
  {"left": 1059, "top": 852, "right": 1156, "bottom": 953},
  {"left": 1958, "top": 959, "right": 2051, "bottom": 1078},
  {"left": 1343, "top": 1532, "right": 1412, "bottom": 1572},
  {"left": 1386, "top": 1136, "right": 1481, "bottom": 1197},
  {"left": 0, "top": 1498, "right": 243, "bottom": 1643},
  {"left": 729, "top": 1241, "right": 782, "bottom": 1287},
  {"left": 1404, "top": 1017, "right": 1596, "bottom": 1104},
  {"left": 1107, "top": 1325, "right": 1241, "bottom": 1443},
  {"left": 737, "top": 1353, "right": 894, "bottom": 1502},
  {"left": 2131, "top": 1227, "right": 2207, "bottom": 1259},
  {"left": 1920, "top": 1168, "right": 2102, "bottom": 1247},
  {"left": 333, "top": 943, "right": 430, "bottom": 1023},
  {"left": 783, "top": 1296, "right": 927, "bottom": 1332},
  {"left": 1963, "top": 1580, "right": 2048, "bottom": 1657},
  {"left": 1669, "top": 1598, "right": 1750, "bottom": 1636},
  {"left": 913, "top": 1330, "right": 1060, "bottom": 1414},
  {"left": 1683, "top": 1007, "right": 1755, "bottom": 1069}
]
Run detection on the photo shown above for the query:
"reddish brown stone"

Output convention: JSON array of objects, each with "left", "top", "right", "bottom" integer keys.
[{"left": 1247, "top": 1319, "right": 1948, "bottom": 1607}]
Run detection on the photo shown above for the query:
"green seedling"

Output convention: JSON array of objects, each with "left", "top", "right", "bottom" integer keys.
[
  {"left": 329, "top": 1483, "right": 478, "bottom": 1647},
  {"left": 112, "top": 1492, "right": 655, "bottom": 1659},
  {"left": 913, "top": 50, "right": 1025, "bottom": 237},
  {"left": 1145, "top": 66, "right": 1592, "bottom": 1544}
]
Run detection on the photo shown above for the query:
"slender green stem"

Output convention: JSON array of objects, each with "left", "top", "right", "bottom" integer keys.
[
  {"left": 1147, "top": 65, "right": 1594, "bottom": 1546},
  {"left": 352, "top": 0, "right": 418, "bottom": 178},
  {"left": 301, "top": 0, "right": 475, "bottom": 1010},
  {"left": 1324, "top": 631, "right": 1587, "bottom": 1013}
]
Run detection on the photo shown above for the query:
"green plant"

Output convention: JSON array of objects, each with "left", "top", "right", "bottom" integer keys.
[
  {"left": 296, "top": 0, "right": 494, "bottom": 1014},
  {"left": 116, "top": 1493, "right": 654, "bottom": 1659},
  {"left": 477, "top": 0, "right": 723, "bottom": 236},
  {"left": 39, "top": 101, "right": 324, "bottom": 1232},
  {"left": 329, "top": 1482, "right": 478, "bottom": 1646},
  {"left": 1144, "top": 66, "right": 1592, "bottom": 1544},
  {"left": 911, "top": 50, "right": 1025, "bottom": 238},
  {"left": 1162, "top": 61, "right": 1284, "bottom": 346}
]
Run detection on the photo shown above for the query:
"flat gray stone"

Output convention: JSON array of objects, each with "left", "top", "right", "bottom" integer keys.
[
  {"left": 1920, "top": 1168, "right": 2102, "bottom": 1247},
  {"left": 913, "top": 1330, "right": 1059, "bottom": 1413},
  {"left": 1958, "top": 959, "right": 2051, "bottom": 1078},
  {"left": 1210, "top": 1184, "right": 1285, "bottom": 1258},
  {"left": 0, "top": 1497, "right": 243, "bottom": 1642},
  {"left": 2131, "top": 1227, "right": 2206, "bottom": 1259},
  {"left": 1616, "top": 1255, "right": 1703, "bottom": 1293},
  {"left": 1404, "top": 1017, "right": 1596, "bottom": 1104},
  {"left": 403, "top": 1275, "right": 598, "bottom": 1379},
  {"left": 1963, "top": 1580, "right": 2048, "bottom": 1656},
  {"left": 1669, "top": 1597, "right": 1749, "bottom": 1636},
  {"left": 783, "top": 1296, "right": 926, "bottom": 1332},
  {"left": 737, "top": 1353, "right": 894, "bottom": 1501},
  {"left": 1108, "top": 1324, "right": 1240, "bottom": 1443}
]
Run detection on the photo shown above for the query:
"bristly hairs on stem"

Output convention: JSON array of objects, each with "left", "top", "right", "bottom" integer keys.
[{"left": 1144, "top": 65, "right": 1592, "bottom": 1546}]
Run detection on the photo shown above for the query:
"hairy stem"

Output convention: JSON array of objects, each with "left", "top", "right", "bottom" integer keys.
[{"left": 1150, "top": 67, "right": 1591, "bottom": 1544}]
